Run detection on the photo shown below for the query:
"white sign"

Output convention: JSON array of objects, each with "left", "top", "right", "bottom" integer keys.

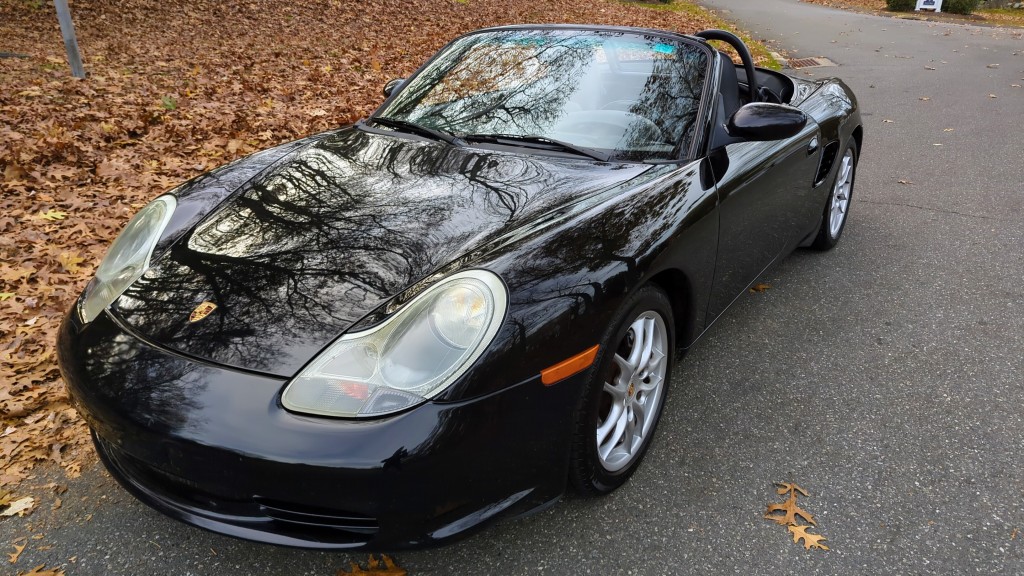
[{"left": 915, "top": 0, "right": 943, "bottom": 11}]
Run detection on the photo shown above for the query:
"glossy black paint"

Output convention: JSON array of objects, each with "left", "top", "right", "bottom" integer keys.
[
  {"left": 57, "top": 25, "right": 862, "bottom": 549},
  {"left": 727, "top": 103, "right": 809, "bottom": 142},
  {"left": 112, "top": 127, "right": 659, "bottom": 378},
  {"left": 58, "top": 310, "right": 580, "bottom": 549}
]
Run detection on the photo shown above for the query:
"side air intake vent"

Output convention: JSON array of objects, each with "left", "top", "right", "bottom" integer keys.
[{"left": 814, "top": 141, "right": 840, "bottom": 186}]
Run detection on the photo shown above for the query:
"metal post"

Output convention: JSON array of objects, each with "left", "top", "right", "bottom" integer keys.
[{"left": 53, "top": 0, "right": 85, "bottom": 78}]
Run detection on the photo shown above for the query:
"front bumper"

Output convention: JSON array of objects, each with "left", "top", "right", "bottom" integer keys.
[{"left": 57, "top": 309, "right": 582, "bottom": 550}]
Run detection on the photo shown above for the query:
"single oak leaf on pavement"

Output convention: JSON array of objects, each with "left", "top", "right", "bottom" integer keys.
[
  {"left": 765, "top": 493, "right": 816, "bottom": 526},
  {"left": 789, "top": 524, "right": 830, "bottom": 550},
  {"left": 338, "top": 554, "right": 407, "bottom": 576}
]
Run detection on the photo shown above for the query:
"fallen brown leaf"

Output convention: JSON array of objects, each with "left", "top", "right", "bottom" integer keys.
[
  {"left": 765, "top": 493, "right": 816, "bottom": 526},
  {"left": 57, "top": 253, "right": 85, "bottom": 275},
  {"left": 338, "top": 555, "right": 407, "bottom": 576},
  {"left": 765, "top": 482, "right": 828, "bottom": 550},
  {"left": 788, "top": 524, "right": 830, "bottom": 551},
  {"left": 776, "top": 482, "right": 809, "bottom": 497},
  {"left": 3, "top": 164, "right": 29, "bottom": 182},
  {"left": 749, "top": 283, "right": 771, "bottom": 293},
  {"left": 36, "top": 210, "right": 67, "bottom": 221},
  {"left": 8, "top": 542, "right": 26, "bottom": 564},
  {"left": 0, "top": 496, "right": 35, "bottom": 517}
]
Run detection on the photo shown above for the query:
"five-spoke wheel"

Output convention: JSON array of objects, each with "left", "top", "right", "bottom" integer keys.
[
  {"left": 812, "top": 141, "right": 857, "bottom": 250},
  {"left": 596, "top": 311, "right": 668, "bottom": 472},
  {"left": 570, "top": 285, "right": 674, "bottom": 495}
]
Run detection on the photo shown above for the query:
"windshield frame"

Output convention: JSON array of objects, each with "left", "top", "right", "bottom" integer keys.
[{"left": 369, "top": 25, "right": 717, "bottom": 164}]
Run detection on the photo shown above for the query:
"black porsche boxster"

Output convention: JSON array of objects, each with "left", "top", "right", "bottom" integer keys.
[{"left": 58, "top": 25, "right": 862, "bottom": 549}]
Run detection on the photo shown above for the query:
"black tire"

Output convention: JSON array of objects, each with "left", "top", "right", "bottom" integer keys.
[
  {"left": 811, "top": 141, "right": 858, "bottom": 251},
  {"left": 569, "top": 285, "right": 675, "bottom": 496}
]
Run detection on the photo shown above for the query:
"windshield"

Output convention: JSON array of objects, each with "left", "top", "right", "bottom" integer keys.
[{"left": 376, "top": 28, "right": 710, "bottom": 162}]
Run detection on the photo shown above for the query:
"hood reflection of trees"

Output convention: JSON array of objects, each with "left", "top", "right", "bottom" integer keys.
[
  {"left": 84, "top": 331, "right": 204, "bottom": 430},
  {"left": 116, "top": 130, "right": 645, "bottom": 373}
]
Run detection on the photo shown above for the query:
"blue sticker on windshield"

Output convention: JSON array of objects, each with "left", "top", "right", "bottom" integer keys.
[
  {"left": 653, "top": 43, "right": 676, "bottom": 55},
  {"left": 511, "top": 36, "right": 547, "bottom": 47}
]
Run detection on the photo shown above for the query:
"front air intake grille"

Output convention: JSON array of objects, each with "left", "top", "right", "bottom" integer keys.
[{"left": 256, "top": 499, "right": 380, "bottom": 534}]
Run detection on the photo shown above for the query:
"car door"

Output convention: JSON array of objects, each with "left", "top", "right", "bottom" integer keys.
[{"left": 705, "top": 119, "right": 821, "bottom": 321}]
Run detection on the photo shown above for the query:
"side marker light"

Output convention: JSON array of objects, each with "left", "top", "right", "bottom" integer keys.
[{"left": 540, "top": 345, "right": 600, "bottom": 386}]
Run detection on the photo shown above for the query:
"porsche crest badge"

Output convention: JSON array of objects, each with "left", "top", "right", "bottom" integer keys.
[{"left": 189, "top": 301, "right": 217, "bottom": 323}]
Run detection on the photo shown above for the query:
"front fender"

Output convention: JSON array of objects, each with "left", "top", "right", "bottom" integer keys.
[{"left": 438, "top": 159, "right": 719, "bottom": 403}]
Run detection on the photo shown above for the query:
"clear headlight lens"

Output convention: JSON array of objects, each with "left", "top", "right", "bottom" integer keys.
[
  {"left": 282, "top": 270, "right": 507, "bottom": 418},
  {"left": 79, "top": 195, "right": 176, "bottom": 323}
]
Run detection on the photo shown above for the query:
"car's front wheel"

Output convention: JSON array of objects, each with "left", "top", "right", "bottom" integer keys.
[
  {"left": 811, "top": 141, "right": 857, "bottom": 250},
  {"left": 569, "top": 285, "right": 674, "bottom": 496}
]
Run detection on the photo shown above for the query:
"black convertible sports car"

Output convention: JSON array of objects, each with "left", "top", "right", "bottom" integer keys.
[{"left": 58, "top": 25, "right": 861, "bottom": 549}]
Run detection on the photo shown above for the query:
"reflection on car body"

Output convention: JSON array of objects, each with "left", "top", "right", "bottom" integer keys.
[{"left": 58, "top": 25, "right": 862, "bottom": 549}]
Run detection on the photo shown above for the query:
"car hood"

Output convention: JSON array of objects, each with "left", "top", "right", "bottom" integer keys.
[{"left": 111, "top": 126, "right": 653, "bottom": 377}]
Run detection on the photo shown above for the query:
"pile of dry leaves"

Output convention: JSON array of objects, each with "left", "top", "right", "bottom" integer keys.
[{"left": 0, "top": 0, "right": 757, "bottom": 487}]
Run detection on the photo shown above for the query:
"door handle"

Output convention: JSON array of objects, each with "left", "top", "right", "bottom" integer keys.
[{"left": 807, "top": 137, "right": 819, "bottom": 155}]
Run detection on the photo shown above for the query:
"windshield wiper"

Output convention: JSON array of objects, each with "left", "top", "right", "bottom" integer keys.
[
  {"left": 368, "top": 117, "right": 461, "bottom": 146},
  {"left": 461, "top": 133, "right": 611, "bottom": 162}
]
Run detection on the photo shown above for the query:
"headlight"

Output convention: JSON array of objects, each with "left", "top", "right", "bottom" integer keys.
[
  {"left": 79, "top": 195, "right": 176, "bottom": 323},
  {"left": 282, "top": 270, "right": 508, "bottom": 418}
]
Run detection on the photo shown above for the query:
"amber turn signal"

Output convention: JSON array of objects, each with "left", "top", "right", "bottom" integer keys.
[{"left": 540, "top": 345, "right": 600, "bottom": 386}]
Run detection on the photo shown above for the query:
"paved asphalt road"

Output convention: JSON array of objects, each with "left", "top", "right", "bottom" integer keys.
[{"left": 4, "top": 2, "right": 1023, "bottom": 574}]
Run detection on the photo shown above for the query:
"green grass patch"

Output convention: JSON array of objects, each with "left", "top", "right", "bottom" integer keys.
[{"left": 621, "top": 0, "right": 782, "bottom": 70}]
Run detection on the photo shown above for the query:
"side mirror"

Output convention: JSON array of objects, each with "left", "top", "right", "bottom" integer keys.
[
  {"left": 727, "top": 103, "right": 808, "bottom": 141},
  {"left": 383, "top": 78, "right": 405, "bottom": 97}
]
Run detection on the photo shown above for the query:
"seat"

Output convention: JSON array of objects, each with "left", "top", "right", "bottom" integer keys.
[{"left": 717, "top": 54, "right": 741, "bottom": 121}]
